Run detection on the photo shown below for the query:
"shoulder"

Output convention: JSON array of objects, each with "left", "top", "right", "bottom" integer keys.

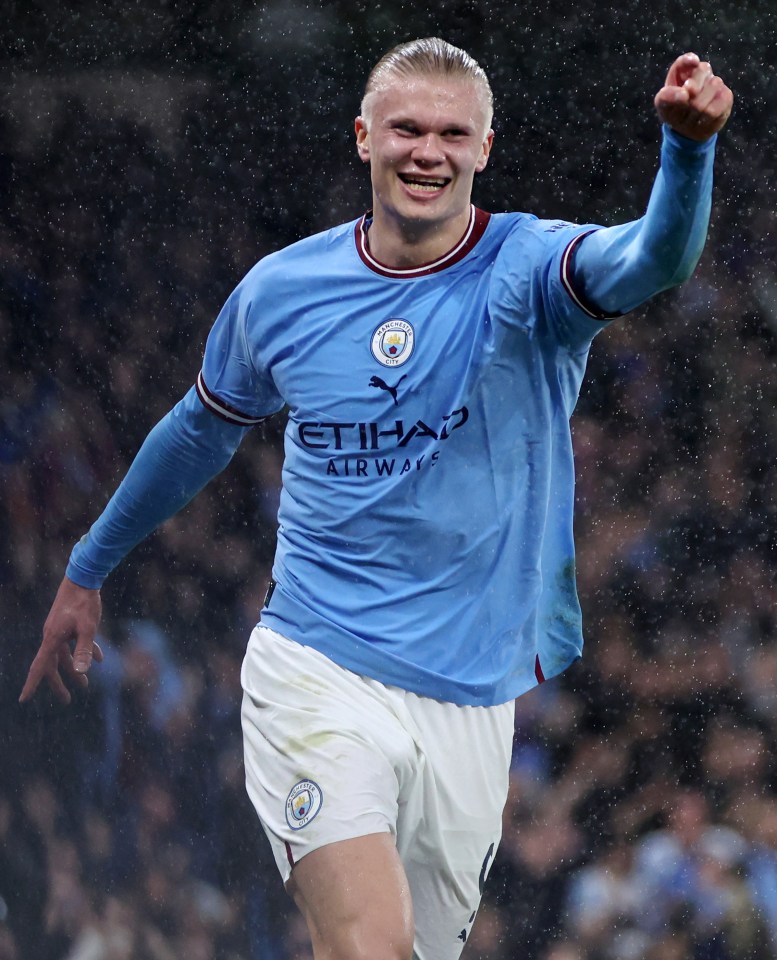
[
  {"left": 494, "top": 212, "right": 585, "bottom": 246},
  {"left": 485, "top": 210, "right": 537, "bottom": 243},
  {"left": 482, "top": 212, "right": 583, "bottom": 265},
  {"left": 490, "top": 215, "right": 603, "bottom": 284},
  {"left": 238, "top": 218, "right": 360, "bottom": 293}
]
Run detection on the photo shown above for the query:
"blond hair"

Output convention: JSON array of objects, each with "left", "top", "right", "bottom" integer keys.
[{"left": 361, "top": 37, "right": 493, "bottom": 132}]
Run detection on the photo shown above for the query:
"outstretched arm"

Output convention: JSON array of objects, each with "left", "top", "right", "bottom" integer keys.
[
  {"left": 572, "top": 53, "right": 733, "bottom": 316},
  {"left": 19, "top": 387, "right": 250, "bottom": 704}
]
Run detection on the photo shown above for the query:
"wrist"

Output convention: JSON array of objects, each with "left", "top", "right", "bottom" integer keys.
[{"left": 662, "top": 123, "right": 717, "bottom": 152}]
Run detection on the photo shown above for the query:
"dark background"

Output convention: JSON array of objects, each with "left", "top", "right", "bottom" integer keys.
[{"left": 2, "top": 2, "right": 777, "bottom": 959}]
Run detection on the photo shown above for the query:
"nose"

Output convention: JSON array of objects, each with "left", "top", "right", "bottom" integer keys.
[{"left": 411, "top": 133, "right": 445, "bottom": 165}]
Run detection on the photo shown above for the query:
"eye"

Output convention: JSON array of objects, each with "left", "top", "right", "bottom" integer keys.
[{"left": 393, "top": 123, "right": 419, "bottom": 136}]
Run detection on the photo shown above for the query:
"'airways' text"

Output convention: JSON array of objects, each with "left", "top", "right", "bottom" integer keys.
[{"left": 326, "top": 452, "right": 441, "bottom": 478}]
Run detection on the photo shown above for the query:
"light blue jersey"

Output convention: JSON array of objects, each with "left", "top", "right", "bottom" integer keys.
[
  {"left": 67, "top": 127, "right": 717, "bottom": 707},
  {"left": 197, "top": 207, "right": 607, "bottom": 705}
]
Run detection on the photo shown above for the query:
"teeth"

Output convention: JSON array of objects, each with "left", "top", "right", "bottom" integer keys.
[{"left": 405, "top": 180, "right": 445, "bottom": 191}]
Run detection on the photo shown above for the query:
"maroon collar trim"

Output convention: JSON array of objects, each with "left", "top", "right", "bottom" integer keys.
[{"left": 354, "top": 205, "right": 491, "bottom": 278}]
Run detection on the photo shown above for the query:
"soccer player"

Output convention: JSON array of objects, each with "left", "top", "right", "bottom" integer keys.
[{"left": 21, "top": 38, "right": 732, "bottom": 960}]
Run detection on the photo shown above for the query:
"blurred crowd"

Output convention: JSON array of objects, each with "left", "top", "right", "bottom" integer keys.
[{"left": 3, "top": 4, "right": 777, "bottom": 959}]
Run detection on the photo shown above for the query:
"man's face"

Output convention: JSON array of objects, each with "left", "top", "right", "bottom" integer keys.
[{"left": 355, "top": 73, "right": 493, "bottom": 236}]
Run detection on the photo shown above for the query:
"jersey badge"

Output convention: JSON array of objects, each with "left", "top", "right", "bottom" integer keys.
[
  {"left": 285, "top": 779, "right": 323, "bottom": 830},
  {"left": 371, "top": 319, "right": 414, "bottom": 367}
]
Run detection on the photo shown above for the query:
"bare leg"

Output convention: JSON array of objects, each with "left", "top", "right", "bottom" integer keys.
[{"left": 287, "top": 833, "right": 415, "bottom": 960}]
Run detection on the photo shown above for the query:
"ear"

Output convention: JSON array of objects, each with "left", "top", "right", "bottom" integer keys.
[
  {"left": 475, "top": 129, "right": 495, "bottom": 174},
  {"left": 355, "top": 116, "right": 370, "bottom": 163}
]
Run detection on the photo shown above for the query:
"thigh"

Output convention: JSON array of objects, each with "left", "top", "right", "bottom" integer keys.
[
  {"left": 288, "top": 833, "right": 414, "bottom": 960},
  {"left": 396, "top": 694, "right": 515, "bottom": 960},
  {"left": 240, "top": 625, "right": 419, "bottom": 882}
]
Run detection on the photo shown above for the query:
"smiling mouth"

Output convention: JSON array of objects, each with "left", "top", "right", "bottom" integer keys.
[{"left": 398, "top": 174, "right": 451, "bottom": 192}]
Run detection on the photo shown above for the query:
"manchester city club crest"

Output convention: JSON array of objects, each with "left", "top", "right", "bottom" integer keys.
[
  {"left": 285, "top": 779, "right": 323, "bottom": 830},
  {"left": 371, "top": 318, "right": 415, "bottom": 367}
]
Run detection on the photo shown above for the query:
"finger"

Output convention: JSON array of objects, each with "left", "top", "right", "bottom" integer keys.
[
  {"left": 93, "top": 641, "right": 104, "bottom": 664},
  {"left": 655, "top": 85, "right": 690, "bottom": 110},
  {"left": 47, "top": 669, "right": 73, "bottom": 705},
  {"left": 19, "top": 650, "right": 59, "bottom": 704},
  {"left": 682, "top": 61, "right": 714, "bottom": 99},
  {"left": 59, "top": 648, "right": 90, "bottom": 690},
  {"left": 654, "top": 87, "right": 692, "bottom": 129},
  {"left": 688, "top": 75, "right": 727, "bottom": 114},
  {"left": 674, "top": 83, "right": 732, "bottom": 138},
  {"left": 20, "top": 653, "right": 73, "bottom": 705},
  {"left": 73, "top": 632, "right": 97, "bottom": 674},
  {"left": 707, "top": 84, "right": 734, "bottom": 126},
  {"left": 18, "top": 664, "right": 44, "bottom": 703},
  {"left": 666, "top": 52, "right": 701, "bottom": 88}
]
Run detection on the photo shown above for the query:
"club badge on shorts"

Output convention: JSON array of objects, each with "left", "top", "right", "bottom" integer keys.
[
  {"left": 285, "top": 779, "right": 323, "bottom": 830},
  {"left": 371, "top": 319, "right": 414, "bottom": 367}
]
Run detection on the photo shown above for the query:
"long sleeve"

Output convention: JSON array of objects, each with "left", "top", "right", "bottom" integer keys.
[
  {"left": 66, "top": 386, "right": 250, "bottom": 589},
  {"left": 573, "top": 125, "right": 717, "bottom": 316}
]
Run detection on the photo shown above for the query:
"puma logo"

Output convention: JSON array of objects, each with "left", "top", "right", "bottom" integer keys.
[{"left": 369, "top": 374, "right": 407, "bottom": 406}]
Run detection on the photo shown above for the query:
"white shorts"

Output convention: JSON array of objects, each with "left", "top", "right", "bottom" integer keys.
[{"left": 240, "top": 625, "right": 514, "bottom": 960}]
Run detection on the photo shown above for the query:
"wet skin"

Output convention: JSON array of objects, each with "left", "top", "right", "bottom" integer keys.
[{"left": 355, "top": 74, "right": 494, "bottom": 270}]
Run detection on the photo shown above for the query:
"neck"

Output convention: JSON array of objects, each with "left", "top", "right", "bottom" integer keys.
[{"left": 366, "top": 206, "right": 473, "bottom": 268}]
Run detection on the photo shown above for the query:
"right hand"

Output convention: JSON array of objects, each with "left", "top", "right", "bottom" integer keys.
[
  {"left": 654, "top": 52, "right": 733, "bottom": 142},
  {"left": 19, "top": 577, "right": 104, "bottom": 705}
]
